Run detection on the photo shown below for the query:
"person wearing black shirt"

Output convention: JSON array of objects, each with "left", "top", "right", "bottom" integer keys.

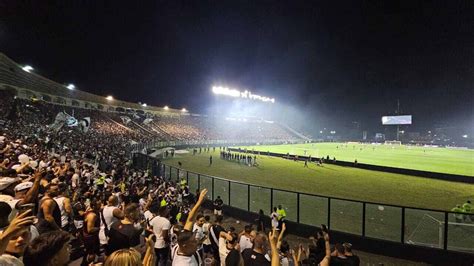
[
  {"left": 209, "top": 215, "right": 225, "bottom": 264},
  {"left": 343, "top": 243, "right": 360, "bottom": 266},
  {"left": 213, "top": 196, "right": 223, "bottom": 216},
  {"left": 330, "top": 243, "right": 349, "bottom": 266},
  {"left": 106, "top": 203, "right": 143, "bottom": 255},
  {"left": 242, "top": 233, "right": 270, "bottom": 266}
]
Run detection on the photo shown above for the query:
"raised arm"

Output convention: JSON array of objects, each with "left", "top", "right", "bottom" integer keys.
[
  {"left": 319, "top": 232, "right": 331, "bottom": 266},
  {"left": 184, "top": 188, "right": 208, "bottom": 231},
  {"left": 19, "top": 169, "right": 43, "bottom": 205},
  {"left": 276, "top": 222, "right": 286, "bottom": 249},
  {"left": 269, "top": 228, "right": 281, "bottom": 266}
]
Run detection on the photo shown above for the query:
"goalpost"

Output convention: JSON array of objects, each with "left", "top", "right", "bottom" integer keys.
[
  {"left": 406, "top": 214, "right": 474, "bottom": 252},
  {"left": 384, "top": 140, "right": 402, "bottom": 145}
]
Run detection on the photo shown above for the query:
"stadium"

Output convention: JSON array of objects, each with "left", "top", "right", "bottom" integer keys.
[{"left": 0, "top": 2, "right": 473, "bottom": 266}]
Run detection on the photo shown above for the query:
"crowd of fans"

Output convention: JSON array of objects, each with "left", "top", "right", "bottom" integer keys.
[
  {"left": 142, "top": 115, "right": 297, "bottom": 142},
  {"left": 0, "top": 94, "right": 361, "bottom": 265}
]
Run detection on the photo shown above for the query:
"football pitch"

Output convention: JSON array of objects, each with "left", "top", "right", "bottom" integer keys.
[
  {"left": 162, "top": 149, "right": 474, "bottom": 252},
  {"left": 163, "top": 149, "right": 473, "bottom": 211},
  {"left": 240, "top": 142, "right": 474, "bottom": 176}
]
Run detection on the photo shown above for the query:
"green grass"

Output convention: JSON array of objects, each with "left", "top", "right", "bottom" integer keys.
[
  {"left": 238, "top": 142, "right": 474, "bottom": 176},
  {"left": 162, "top": 150, "right": 474, "bottom": 252},
  {"left": 164, "top": 150, "right": 473, "bottom": 211}
]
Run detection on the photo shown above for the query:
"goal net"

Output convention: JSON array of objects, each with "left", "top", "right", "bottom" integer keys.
[
  {"left": 406, "top": 214, "right": 474, "bottom": 253},
  {"left": 384, "top": 140, "right": 401, "bottom": 145}
]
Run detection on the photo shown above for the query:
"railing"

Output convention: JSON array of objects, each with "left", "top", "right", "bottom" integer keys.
[{"left": 160, "top": 163, "right": 473, "bottom": 254}]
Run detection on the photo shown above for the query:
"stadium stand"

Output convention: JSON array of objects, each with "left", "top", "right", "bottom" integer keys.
[{"left": 1, "top": 53, "right": 343, "bottom": 266}]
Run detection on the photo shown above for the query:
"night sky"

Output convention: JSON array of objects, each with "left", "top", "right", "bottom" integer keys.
[{"left": 1, "top": 1, "right": 473, "bottom": 133}]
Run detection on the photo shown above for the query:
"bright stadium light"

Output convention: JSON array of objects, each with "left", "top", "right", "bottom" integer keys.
[
  {"left": 463, "top": 134, "right": 468, "bottom": 138},
  {"left": 181, "top": 108, "right": 187, "bottom": 112},
  {"left": 330, "top": 131, "right": 336, "bottom": 134},
  {"left": 66, "top": 84, "right": 75, "bottom": 90},
  {"left": 211, "top": 86, "right": 275, "bottom": 103},
  {"left": 164, "top": 106, "right": 169, "bottom": 110},
  {"left": 106, "top": 95, "right": 114, "bottom": 101},
  {"left": 22, "top": 65, "right": 34, "bottom": 73},
  {"left": 142, "top": 103, "right": 147, "bottom": 107}
]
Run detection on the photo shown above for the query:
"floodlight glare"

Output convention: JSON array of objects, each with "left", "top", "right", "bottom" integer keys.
[
  {"left": 181, "top": 108, "right": 187, "bottom": 112},
  {"left": 463, "top": 134, "right": 468, "bottom": 138},
  {"left": 164, "top": 106, "right": 169, "bottom": 110},
  {"left": 66, "top": 84, "right": 75, "bottom": 90},
  {"left": 22, "top": 65, "right": 34, "bottom": 73},
  {"left": 106, "top": 95, "right": 114, "bottom": 101},
  {"left": 211, "top": 86, "right": 275, "bottom": 103},
  {"left": 142, "top": 103, "right": 147, "bottom": 107}
]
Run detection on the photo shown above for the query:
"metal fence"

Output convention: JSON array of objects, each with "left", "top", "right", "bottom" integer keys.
[{"left": 161, "top": 164, "right": 473, "bottom": 254}]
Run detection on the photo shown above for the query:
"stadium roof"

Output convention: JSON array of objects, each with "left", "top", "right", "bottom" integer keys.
[{"left": 0, "top": 53, "right": 181, "bottom": 113}]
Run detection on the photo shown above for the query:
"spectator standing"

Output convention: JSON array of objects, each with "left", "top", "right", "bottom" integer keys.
[
  {"left": 214, "top": 196, "right": 223, "bottom": 216},
  {"left": 99, "top": 195, "right": 124, "bottom": 247},
  {"left": 150, "top": 206, "right": 171, "bottom": 266},
  {"left": 218, "top": 230, "right": 240, "bottom": 266},
  {"left": 257, "top": 209, "right": 265, "bottom": 232},
  {"left": 241, "top": 233, "right": 271, "bottom": 266},
  {"left": 106, "top": 203, "right": 143, "bottom": 255},
  {"left": 343, "top": 243, "right": 360, "bottom": 266},
  {"left": 54, "top": 183, "right": 72, "bottom": 232},
  {"left": 170, "top": 189, "right": 207, "bottom": 266},
  {"left": 37, "top": 183, "right": 61, "bottom": 233},
  {"left": 82, "top": 200, "right": 102, "bottom": 265},
  {"left": 271, "top": 207, "right": 279, "bottom": 230},
  {"left": 238, "top": 224, "right": 254, "bottom": 252},
  {"left": 277, "top": 205, "right": 286, "bottom": 229}
]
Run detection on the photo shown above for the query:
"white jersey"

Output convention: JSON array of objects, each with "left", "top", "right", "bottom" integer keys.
[
  {"left": 54, "top": 196, "right": 68, "bottom": 227},
  {"left": 239, "top": 234, "right": 253, "bottom": 253},
  {"left": 171, "top": 245, "right": 202, "bottom": 266},
  {"left": 99, "top": 205, "right": 119, "bottom": 245}
]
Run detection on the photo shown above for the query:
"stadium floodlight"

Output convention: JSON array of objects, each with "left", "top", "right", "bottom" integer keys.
[
  {"left": 330, "top": 131, "right": 336, "bottom": 134},
  {"left": 22, "top": 65, "right": 34, "bottom": 73},
  {"left": 66, "top": 84, "right": 75, "bottom": 90},
  {"left": 164, "top": 106, "right": 169, "bottom": 110},
  {"left": 462, "top": 134, "right": 468, "bottom": 138},
  {"left": 181, "top": 108, "right": 187, "bottom": 112},
  {"left": 211, "top": 86, "right": 275, "bottom": 103},
  {"left": 142, "top": 103, "right": 147, "bottom": 107},
  {"left": 106, "top": 95, "right": 114, "bottom": 101}
]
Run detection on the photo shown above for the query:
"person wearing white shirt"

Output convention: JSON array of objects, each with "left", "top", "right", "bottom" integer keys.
[
  {"left": 239, "top": 224, "right": 254, "bottom": 253},
  {"left": 192, "top": 214, "right": 206, "bottom": 254},
  {"left": 150, "top": 206, "right": 171, "bottom": 266}
]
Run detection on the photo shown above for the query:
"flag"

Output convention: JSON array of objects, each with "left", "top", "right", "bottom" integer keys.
[
  {"left": 79, "top": 117, "right": 91, "bottom": 133},
  {"left": 120, "top": 116, "right": 131, "bottom": 125},
  {"left": 143, "top": 118, "right": 153, "bottom": 124}
]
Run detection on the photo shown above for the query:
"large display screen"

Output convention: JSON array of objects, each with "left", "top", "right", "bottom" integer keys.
[{"left": 381, "top": 115, "right": 412, "bottom": 125}]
